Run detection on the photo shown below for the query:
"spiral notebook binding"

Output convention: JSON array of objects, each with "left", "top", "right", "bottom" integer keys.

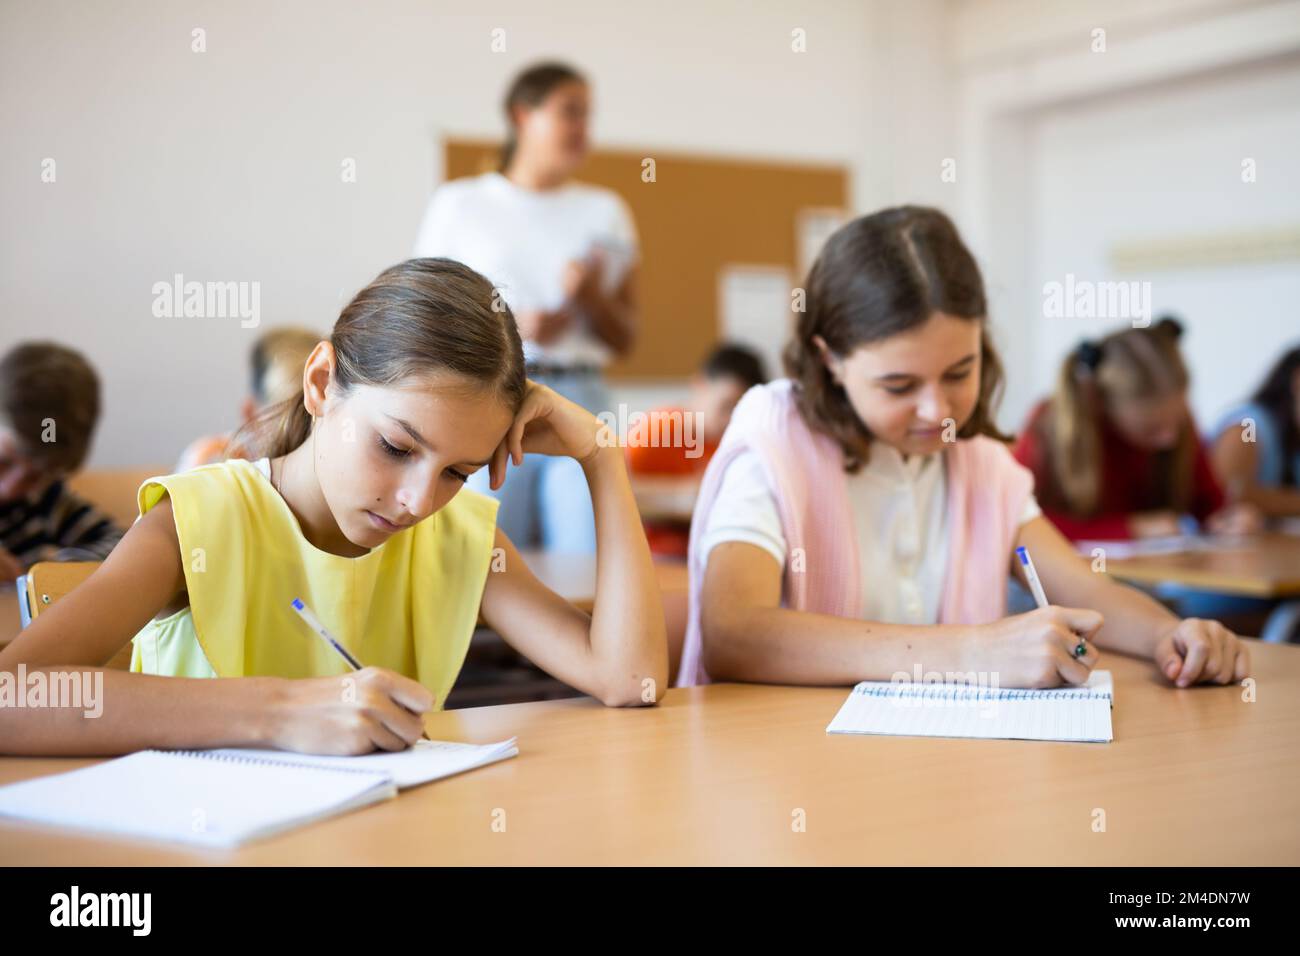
[
  {"left": 852, "top": 683, "right": 1106, "bottom": 701},
  {"left": 154, "top": 749, "right": 391, "bottom": 779}
]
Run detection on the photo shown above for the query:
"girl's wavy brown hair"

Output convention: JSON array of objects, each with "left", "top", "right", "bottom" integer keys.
[{"left": 783, "top": 205, "right": 1010, "bottom": 473}]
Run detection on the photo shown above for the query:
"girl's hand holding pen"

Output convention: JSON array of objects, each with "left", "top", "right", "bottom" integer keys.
[
  {"left": 267, "top": 667, "right": 433, "bottom": 756},
  {"left": 973, "top": 606, "right": 1104, "bottom": 689},
  {"left": 284, "top": 598, "right": 434, "bottom": 753}
]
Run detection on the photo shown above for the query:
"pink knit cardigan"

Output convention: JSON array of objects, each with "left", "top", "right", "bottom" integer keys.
[{"left": 676, "top": 379, "right": 1034, "bottom": 687}]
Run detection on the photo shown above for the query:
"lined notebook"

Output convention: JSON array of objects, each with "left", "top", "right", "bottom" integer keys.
[
  {"left": 0, "top": 738, "right": 517, "bottom": 848},
  {"left": 826, "top": 671, "right": 1114, "bottom": 742}
]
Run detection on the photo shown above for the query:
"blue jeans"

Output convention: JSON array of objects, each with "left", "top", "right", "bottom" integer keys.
[{"left": 467, "top": 370, "right": 611, "bottom": 553}]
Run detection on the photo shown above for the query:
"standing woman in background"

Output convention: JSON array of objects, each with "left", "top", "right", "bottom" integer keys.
[{"left": 413, "top": 62, "right": 639, "bottom": 553}]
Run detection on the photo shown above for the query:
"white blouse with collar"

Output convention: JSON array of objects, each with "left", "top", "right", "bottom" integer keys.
[{"left": 700, "top": 444, "right": 1041, "bottom": 625}]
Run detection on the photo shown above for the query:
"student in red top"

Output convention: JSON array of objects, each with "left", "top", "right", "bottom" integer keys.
[{"left": 1013, "top": 317, "right": 1258, "bottom": 542}]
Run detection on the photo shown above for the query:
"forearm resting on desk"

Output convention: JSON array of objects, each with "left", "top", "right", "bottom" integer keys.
[
  {"left": 1058, "top": 569, "right": 1179, "bottom": 660},
  {"left": 701, "top": 602, "right": 973, "bottom": 685},
  {"left": 0, "top": 669, "right": 276, "bottom": 756}
]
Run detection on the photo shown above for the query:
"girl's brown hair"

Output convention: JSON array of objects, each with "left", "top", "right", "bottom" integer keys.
[
  {"left": 783, "top": 205, "right": 1009, "bottom": 473},
  {"left": 232, "top": 258, "right": 526, "bottom": 461},
  {"left": 1041, "top": 316, "right": 1192, "bottom": 516},
  {"left": 500, "top": 61, "right": 586, "bottom": 172}
]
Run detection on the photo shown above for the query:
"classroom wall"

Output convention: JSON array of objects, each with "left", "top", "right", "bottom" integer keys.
[
  {"left": 951, "top": 0, "right": 1300, "bottom": 433},
  {"left": 3, "top": 0, "right": 1295, "bottom": 466},
  {"left": 1, "top": 0, "right": 908, "bottom": 468},
  {"left": 1029, "top": 54, "right": 1300, "bottom": 431}
]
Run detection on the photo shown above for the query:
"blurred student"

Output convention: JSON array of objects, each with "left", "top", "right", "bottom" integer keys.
[
  {"left": 1013, "top": 318, "right": 1258, "bottom": 541},
  {"left": 1211, "top": 346, "right": 1300, "bottom": 517},
  {"left": 413, "top": 62, "right": 639, "bottom": 553},
  {"left": 681, "top": 209, "right": 1249, "bottom": 691},
  {"left": 0, "top": 342, "right": 124, "bottom": 582},
  {"left": 627, "top": 344, "right": 767, "bottom": 557},
  {"left": 627, "top": 343, "right": 767, "bottom": 477},
  {"left": 176, "top": 326, "right": 320, "bottom": 471}
]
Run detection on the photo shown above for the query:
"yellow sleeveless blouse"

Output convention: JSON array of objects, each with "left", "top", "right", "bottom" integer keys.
[{"left": 129, "top": 457, "right": 498, "bottom": 709}]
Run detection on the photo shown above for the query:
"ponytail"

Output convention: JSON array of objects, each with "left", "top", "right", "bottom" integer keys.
[
  {"left": 1047, "top": 342, "right": 1104, "bottom": 515},
  {"left": 229, "top": 393, "right": 313, "bottom": 462}
]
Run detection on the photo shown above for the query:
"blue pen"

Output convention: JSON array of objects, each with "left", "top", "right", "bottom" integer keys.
[
  {"left": 290, "top": 597, "right": 430, "bottom": 741},
  {"left": 1016, "top": 547, "right": 1087, "bottom": 659},
  {"left": 290, "top": 597, "right": 364, "bottom": 670}
]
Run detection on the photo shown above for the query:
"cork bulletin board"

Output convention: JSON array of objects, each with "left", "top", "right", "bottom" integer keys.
[{"left": 444, "top": 139, "right": 849, "bottom": 381}]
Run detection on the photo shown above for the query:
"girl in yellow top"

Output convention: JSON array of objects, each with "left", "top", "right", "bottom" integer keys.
[{"left": 0, "top": 259, "right": 667, "bottom": 756}]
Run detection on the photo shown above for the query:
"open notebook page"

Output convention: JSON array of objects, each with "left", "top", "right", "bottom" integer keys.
[
  {"left": 826, "top": 670, "right": 1114, "bottom": 743},
  {"left": 207, "top": 737, "right": 520, "bottom": 788},
  {"left": 0, "top": 750, "right": 395, "bottom": 848}
]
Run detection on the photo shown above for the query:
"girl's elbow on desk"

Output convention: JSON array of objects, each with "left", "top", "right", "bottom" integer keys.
[
  {"left": 589, "top": 663, "right": 667, "bottom": 708},
  {"left": 585, "top": 623, "right": 669, "bottom": 707}
]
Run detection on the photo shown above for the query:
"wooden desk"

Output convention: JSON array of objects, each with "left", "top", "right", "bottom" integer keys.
[
  {"left": 2, "top": 640, "right": 1296, "bottom": 865},
  {"left": 1104, "top": 533, "right": 1300, "bottom": 598}
]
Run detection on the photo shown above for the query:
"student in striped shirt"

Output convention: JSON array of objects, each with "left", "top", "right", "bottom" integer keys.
[{"left": 0, "top": 342, "right": 124, "bottom": 582}]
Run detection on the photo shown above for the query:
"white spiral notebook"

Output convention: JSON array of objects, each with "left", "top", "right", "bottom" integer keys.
[
  {"left": 0, "top": 738, "right": 518, "bottom": 848},
  {"left": 826, "top": 671, "right": 1114, "bottom": 743}
]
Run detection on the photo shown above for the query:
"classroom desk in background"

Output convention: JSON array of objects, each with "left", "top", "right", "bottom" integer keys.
[
  {"left": 1102, "top": 532, "right": 1300, "bottom": 598},
  {"left": 2, "top": 640, "right": 1296, "bottom": 865}
]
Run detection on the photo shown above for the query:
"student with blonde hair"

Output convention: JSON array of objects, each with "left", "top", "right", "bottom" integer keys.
[{"left": 1013, "top": 317, "right": 1257, "bottom": 541}]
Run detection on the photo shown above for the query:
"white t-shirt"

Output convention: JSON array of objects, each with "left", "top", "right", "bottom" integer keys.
[
  {"left": 413, "top": 171, "right": 639, "bottom": 367},
  {"left": 700, "top": 445, "right": 1042, "bottom": 625}
]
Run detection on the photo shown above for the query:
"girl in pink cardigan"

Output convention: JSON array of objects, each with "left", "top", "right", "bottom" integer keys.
[{"left": 681, "top": 207, "right": 1250, "bottom": 690}]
